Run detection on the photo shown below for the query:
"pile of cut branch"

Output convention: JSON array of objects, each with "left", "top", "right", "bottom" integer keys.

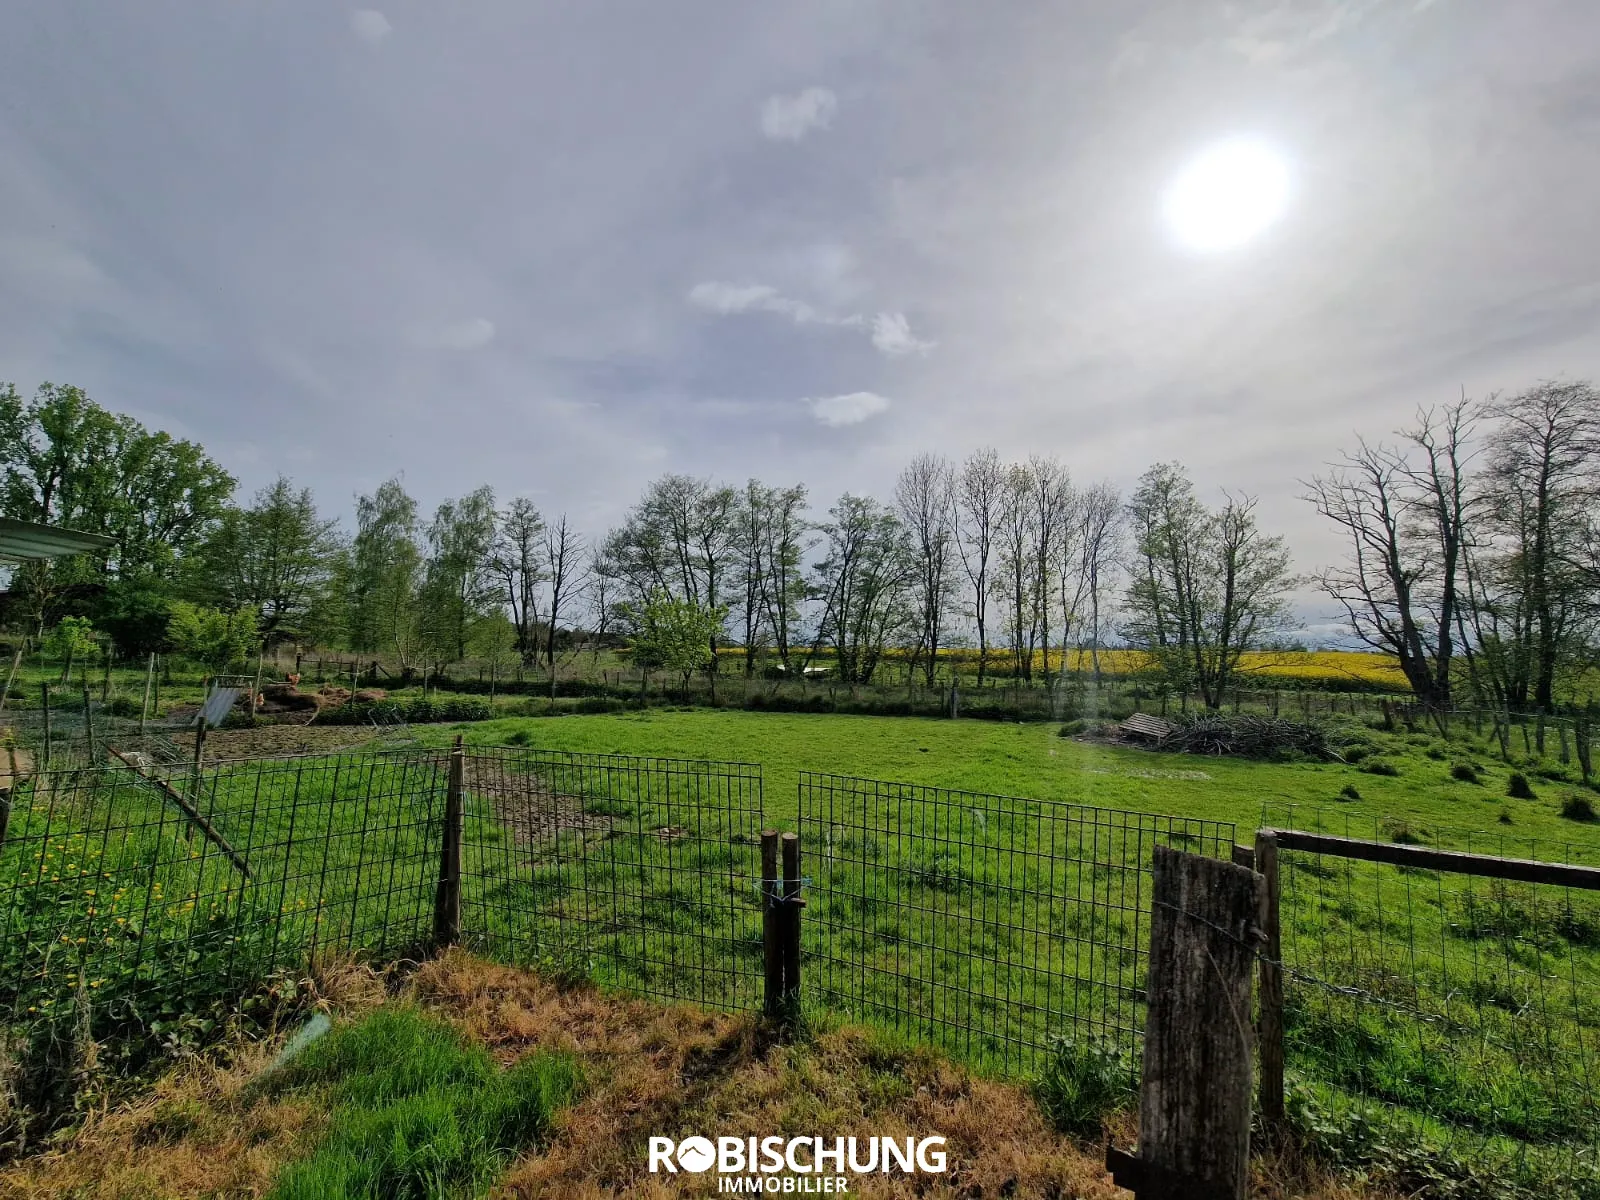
[{"left": 1159, "top": 712, "right": 1340, "bottom": 761}]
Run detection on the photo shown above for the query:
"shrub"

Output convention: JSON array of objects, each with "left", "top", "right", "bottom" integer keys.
[
  {"left": 1337, "top": 784, "right": 1361, "bottom": 801},
  {"left": 1058, "top": 719, "right": 1088, "bottom": 737},
  {"left": 1507, "top": 772, "right": 1536, "bottom": 800},
  {"left": 1361, "top": 759, "right": 1401, "bottom": 777},
  {"left": 1342, "top": 743, "right": 1371, "bottom": 764},
  {"left": 1424, "top": 746, "right": 1446, "bottom": 761},
  {"left": 1034, "top": 1034, "right": 1135, "bottom": 1136},
  {"left": 102, "top": 696, "right": 142, "bottom": 719},
  {"left": 1450, "top": 763, "right": 1480, "bottom": 784},
  {"left": 1560, "top": 793, "right": 1597, "bottom": 823}
]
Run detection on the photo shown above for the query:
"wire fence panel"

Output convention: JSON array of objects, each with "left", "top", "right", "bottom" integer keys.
[
  {"left": 0, "top": 753, "right": 445, "bottom": 1074},
  {"left": 797, "top": 772, "right": 1237, "bottom": 1079},
  {"left": 454, "top": 746, "right": 767, "bottom": 1014},
  {"left": 1268, "top": 807, "right": 1600, "bottom": 1191}
]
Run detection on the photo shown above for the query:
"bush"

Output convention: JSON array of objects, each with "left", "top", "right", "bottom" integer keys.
[
  {"left": 1361, "top": 759, "right": 1401, "bottom": 777},
  {"left": 1337, "top": 784, "right": 1361, "bottom": 801},
  {"left": 1034, "top": 1034, "right": 1135, "bottom": 1136},
  {"left": 1058, "top": 719, "right": 1088, "bottom": 737},
  {"left": 1507, "top": 772, "right": 1536, "bottom": 800},
  {"left": 1560, "top": 793, "right": 1597, "bottom": 823},
  {"left": 1424, "top": 745, "right": 1447, "bottom": 761},
  {"left": 1450, "top": 763, "right": 1480, "bottom": 784},
  {"left": 102, "top": 696, "right": 142, "bottom": 718},
  {"left": 1342, "top": 743, "right": 1371, "bottom": 764}
]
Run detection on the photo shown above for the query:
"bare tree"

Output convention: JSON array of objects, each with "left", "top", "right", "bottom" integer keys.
[
  {"left": 542, "top": 514, "right": 585, "bottom": 683},
  {"left": 1025, "top": 455, "right": 1073, "bottom": 686},
  {"left": 1476, "top": 381, "right": 1600, "bottom": 712},
  {"left": 810, "top": 495, "right": 913, "bottom": 685},
  {"left": 1305, "top": 399, "right": 1477, "bottom": 718},
  {"left": 954, "top": 449, "right": 1003, "bottom": 684},
  {"left": 1058, "top": 481, "right": 1121, "bottom": 683},
  {"left": 895, "top": 453, "right": 957, "bottom": 685},
  {"left": 491, "top": 497, "right": 544, "bottom": 666},
  {"left": 1125, "top": 465, "right": 1294, "bottom": 707},
  {"left": 760, "top": 485, "right": 812, "bottom": 674},
  {"left": 995, "top": 462, "right": 1041, "bottom": 682}
]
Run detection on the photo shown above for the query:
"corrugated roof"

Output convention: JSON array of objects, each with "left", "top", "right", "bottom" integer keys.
[{"left": 0, "top": 517, "right": 116, "bottom": 564}]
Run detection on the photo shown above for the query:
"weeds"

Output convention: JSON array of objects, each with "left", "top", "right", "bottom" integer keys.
[
  {"left": 1507, "top": 772, "right": 1537, "bottom": 800},
  {"left": 1033, "top": 1033, "right": 1135, "bottom": 1136}
]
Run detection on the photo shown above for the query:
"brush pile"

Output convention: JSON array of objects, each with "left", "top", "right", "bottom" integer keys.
[{"left": 1159, "top": 712, "right": 1341, "bottom": 761}]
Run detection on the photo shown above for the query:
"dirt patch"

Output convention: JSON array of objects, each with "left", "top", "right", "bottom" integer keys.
[
  {"left": 169, "top": 724, "right": 384, "bottom": 761},
  {"left": 463, "top": 758, "right": 614, "bottom": 850}
]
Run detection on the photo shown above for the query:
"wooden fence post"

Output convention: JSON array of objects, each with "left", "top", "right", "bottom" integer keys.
[
  {"left": 0, "top": 647, "right": 21, "bottom": 715},
  {"left": 82, "top": 682, "right": 96, "bottom": 765},
  {"left": 432, "top": 738, "right": 465, "bottom": 950},
  {"left": 781, "top": 832, "right": 803, "bottom": 1018},
  {"left": 1254, "top": 831, "right": 1285, "bottom": 1127},
  {"left": 140, "top": 652, "right": 154, "bottom": 737},
  {"left": 40, "top": 682, "right": 52, "bottom": 768},
  {"left": 762, "top": 830, "right": 782, "bottom": 1020},
  {"left": 1108, "top": 846, "right": 1262, "bottom": 1200}
]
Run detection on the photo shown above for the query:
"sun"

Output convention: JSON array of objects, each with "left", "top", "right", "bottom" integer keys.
[{"left": 1162, "top": 138, "right": 1291, "bottom": 253}]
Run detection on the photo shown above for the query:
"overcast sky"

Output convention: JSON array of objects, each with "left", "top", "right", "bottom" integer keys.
[{"left": 4, "top": 1, "right": 1599, "bottom": 641}]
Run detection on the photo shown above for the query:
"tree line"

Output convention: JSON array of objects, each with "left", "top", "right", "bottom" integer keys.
[{"left": 2, "top": 378, "right": 1598, "bottom": 713}]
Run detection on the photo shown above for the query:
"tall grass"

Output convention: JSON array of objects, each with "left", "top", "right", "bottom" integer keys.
[{"left": 265, "top": 1006, "right": 580, "bottom": 1200}]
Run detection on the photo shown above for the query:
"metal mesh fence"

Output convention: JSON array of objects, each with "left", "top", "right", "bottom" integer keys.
[
  {"left": 1266, "top": 806, "right": 1600, "bottom": 1188},
  {"left": 797, "top": 772, "right": 1237, "bottom": 1077},
  {"left": 0, "top": 753, "right": 446, "bottom": 1074},
  {"left": 454, "top": 746, "right": 768, "bottom": 1013}
]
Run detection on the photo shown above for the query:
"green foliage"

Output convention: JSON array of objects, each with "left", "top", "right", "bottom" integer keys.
[
  {"left": 1338, "top": 783, "right": 1362, "bottom": 801},
  {"left": 165, "top": 602, "right": 258, "bottom": 672},
  {"left": 320, "top": 697, "right": 493, "bottom": 726},
  {"left": 628, "top": 591, "right": 726, "bottom": 679},
  {"left": 42, "top": 617, "right": 98, "bottom": 669},
  {"left": 1450, "top": 762, "right": 1481, "bottom": 784},
  {"left": 1361, "top": 758, "right": 1401, "bottom": 777},
  {"left": 1033, "top": 1033, "right": 1135, "bottom": 1136},
  {"left": 267, "top": 1007, "right": 580, "bottom": 1200},
  {"left": 1507, "top": 772, "right": 1536, "bottom": 800}
]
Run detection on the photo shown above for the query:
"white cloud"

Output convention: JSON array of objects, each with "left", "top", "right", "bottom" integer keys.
[
  {"left": 436, "top": 316, "right": 496, "bottom": 349},
  {"left": 870, "top": 312, "right": 935, "bottom": 356},
  {"left": 349, "top": 9, "right": 393, "bottom": 44},
  {"left": 689, "top": 282, "right": 932, "bottom": 356},
  {"left": 805, "top": 391, "right": 891, "bottom": 427},
  {"left": 760, "top": 87, "right": 838, "bottom": 141}
]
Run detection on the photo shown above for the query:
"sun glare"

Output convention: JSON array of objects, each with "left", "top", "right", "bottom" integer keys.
[{"left": 1162, "top": 138, "right": 1290, "bottom": 253}]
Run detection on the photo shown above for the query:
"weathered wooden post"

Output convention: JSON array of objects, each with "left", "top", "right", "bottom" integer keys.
[
  {"left": 1107, "top": 846, "right": 1263, "bottom": 1200},
  {"left": 761, "top": 830, "right": 782, "bottom": 1020},
  {"left": 250, "top": 649, "right": 264, "bottom": 721},
  {"left": 140, "top": 652, "right": 155, "bottom": 737},
  {"left": 1254, "top": 831, "right": 1285, "bottom": 1127},
  {"left": 0, "top": 647, "right": 21, "bottom": 715},
  {"left": 81, "top": 682, "right": 96, "bottom": 765},
  {"left": 432, "top": 736, "right": 465, "bottom": 950},
  {"left": 781, "top": 831, "right": 803, "bottom": 1018},
  {"left": 40, "top": 682, "right": 52, "bottom": 768},
  {"left": 101, "top": 651, "right": 112, "bottom": 703}
]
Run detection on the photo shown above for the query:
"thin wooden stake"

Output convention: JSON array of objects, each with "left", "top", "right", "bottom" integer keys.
[
  {"left": 0, "top": 647, "right": 21, "bottom": 715},
  {"left": 761, "top": 830, "right": 782, "bottom": 1020},
  {"left": 781, "top": 831, "right": 803, "bottom": 1019},
  {"left": 432, "top": 738, "right": 465, "bottom": 949},
  {"left": 140, "top": 652, "right": 154, "bottom": 737}
]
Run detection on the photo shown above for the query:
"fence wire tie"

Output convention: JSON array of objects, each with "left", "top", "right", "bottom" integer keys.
[{"left": 1152, "top": 899, "right": 1265, "bottom": 948}]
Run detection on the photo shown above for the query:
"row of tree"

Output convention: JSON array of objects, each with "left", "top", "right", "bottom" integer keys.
[{"left": 3, "top": 379, "right": 1598, "bottom": 712}]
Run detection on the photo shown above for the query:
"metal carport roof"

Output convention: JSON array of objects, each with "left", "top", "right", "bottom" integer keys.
[{"left": 0, "top": 517, "right": 116, "bottom": 565}]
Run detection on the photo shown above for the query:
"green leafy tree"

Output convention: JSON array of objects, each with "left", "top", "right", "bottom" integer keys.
[
  {"left": 628, "top": 591, "right": 727, "bottom": 700},
  {"left": 347, "top": 479, "right": 424, "bottom": 672},
  {"left": 165, "top": 602, "right": 258, "bottom": 673},
  {"left": 191, "top": 477, "right": 340, "bottom": 644},
  {"left": 42, "top": 616, "right": 99, "bottom": 683},
  {"left": 418, "top": 487, "right": 498, "bottom": 672},
  {"left": 0, "top": 381, "right": 234, "bottom": 632}
]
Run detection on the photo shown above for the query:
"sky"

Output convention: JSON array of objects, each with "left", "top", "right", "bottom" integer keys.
[{"left": 4, "top": 1, "right": 1600, "bottom": 644}]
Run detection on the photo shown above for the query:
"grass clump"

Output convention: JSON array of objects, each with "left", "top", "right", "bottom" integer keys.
[
  {"left": 1560, "top": 793, "right": 1597, "bottom": 823},
  {"left": 1361, "top": 758, "right": 1401, "bottom": 777},
  {"left": 1507, "top": 772, "right": 1537, "bottom": 800},
  {"left": 264, "top": 1006, "right": 579, "bottom": 1200},
  {"left": 1033, "top": 1033, "right": 1134, "bottom": 1136},
  {"left": 1449, "top": 762, "right": 1481, "bottom": 784},
  {"left": 1336, "top": 783, "right": 1361, "bottom": 801}
]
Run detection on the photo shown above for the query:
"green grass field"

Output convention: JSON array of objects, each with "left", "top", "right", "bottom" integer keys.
[{"left": 426, "top": 709, "right": 1600, "bottom": 850}]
